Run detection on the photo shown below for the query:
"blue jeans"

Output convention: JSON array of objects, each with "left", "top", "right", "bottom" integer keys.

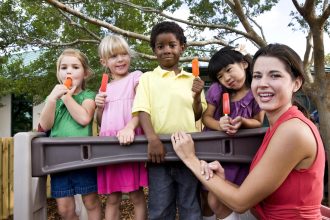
[
  {"left": 148, "top": 162, "right": 202, "bottom": 220},
  {"left": 51, "top": 167, "right": 97, "bottom": 198}
]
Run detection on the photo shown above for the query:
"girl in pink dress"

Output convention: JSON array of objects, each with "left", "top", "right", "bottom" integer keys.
[{"left": 95, "top": 35, "right": 148, "bottom": 220}]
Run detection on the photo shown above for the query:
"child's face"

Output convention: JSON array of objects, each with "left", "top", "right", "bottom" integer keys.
[
  {"left": 153, "top": 33, "right": 185, "bottom": 71},
  {"left": 102, "top": 53, "right": 130, "bottom": 79},
  {"left": 217, "top": 61, "right": 247, "bottom": 91},
  {"left": 58, "top": 55, "right": 85, "bottom": 90}
]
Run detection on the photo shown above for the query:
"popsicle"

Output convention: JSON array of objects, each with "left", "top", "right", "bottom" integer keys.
[
  {"left": 99, "top": 73, "right": 109, "bottom": 92},
  {"left": 222, "top": 92, "right": 230, "bottom": 116},
  {"left": 63, "top": 75, "right": 72, "bottom": 88},
  {"left": 192, "top": 58, "right": 200, "bottom": 77}
]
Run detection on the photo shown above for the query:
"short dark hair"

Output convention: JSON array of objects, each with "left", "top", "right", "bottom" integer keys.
[
  {"left": 150, "top": 21, "right": 187, "bottom": 51},
  {"left": 208, "top": 46, "right": 252, "bottom": 87}
]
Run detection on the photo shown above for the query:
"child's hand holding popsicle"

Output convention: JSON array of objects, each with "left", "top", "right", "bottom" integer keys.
[
  {"left": 218, "top": 92, "right": 232, "bottom": 132},
  {"left": 219, "top": 93, "right": 242, "bottom": 134},
  {"left": 191, "top": 58, "right": 204, "bottom": 98},
  {"left": 95, "top": 73, "right": 109, "bottom": 109}
]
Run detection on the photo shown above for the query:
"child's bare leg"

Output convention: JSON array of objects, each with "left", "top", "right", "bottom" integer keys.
[
  {"left": 129, "top": 188, "right": 147, "bottom": 220},
  {"left": 82, "top": 192, "right": 102, "bottom": 220},
  {"left": 105, "top": 192, "right": 122, "bottom": 220},
  {"left": 208, "top": 192, "right": 233, "bottom": 218},
  {"left": 56, "top": 196, "right": 79, "bottom": 220}
]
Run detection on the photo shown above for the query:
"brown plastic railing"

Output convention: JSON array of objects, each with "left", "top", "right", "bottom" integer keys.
[{"left": 31, "top": 128, "right": 267, "bottom": 177}]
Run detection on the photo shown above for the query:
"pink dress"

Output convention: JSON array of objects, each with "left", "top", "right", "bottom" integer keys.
[{"left": 97, "top": 71, "right": 148, "bottom": 194}]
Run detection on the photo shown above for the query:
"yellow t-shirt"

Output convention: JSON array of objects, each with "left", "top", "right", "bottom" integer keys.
[{"left": 132, "top": 66, "right": 206, "bottom": 134}]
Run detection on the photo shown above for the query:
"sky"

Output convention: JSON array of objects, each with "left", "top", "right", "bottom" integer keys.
[{"left": 171, "top": 0, "right": 330, "bottom": 59}]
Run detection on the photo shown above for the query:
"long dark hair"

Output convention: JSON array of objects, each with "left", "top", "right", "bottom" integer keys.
[{"left": 251, "top": 43, "right": 309, "bottom": 116}]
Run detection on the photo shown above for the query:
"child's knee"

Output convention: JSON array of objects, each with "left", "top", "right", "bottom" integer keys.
[
  {"left": 57, "top": 202, "right": 76, "bottom": 218},
  {"left": 129, "top": 190, "right": 146, "bottom": 204},
  {"left": 106, "top": 192, "right": 122, "bottom": 205},
  {"left": 82, "top": 193, "right": 100, "bottom": 210}
]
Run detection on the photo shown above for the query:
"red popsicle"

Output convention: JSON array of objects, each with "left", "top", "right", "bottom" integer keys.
[
  {"left": 99, "top": 73, "right": 109, "bottom": 92},
  {"left": 63, "top": 74, "right": 72, "bottom": 89},
  {"left": 192, "top": 58, "right": 200, "bottom": 77},
  {"left": 222, "top": 93, "right": 230, "bottom": 116}
]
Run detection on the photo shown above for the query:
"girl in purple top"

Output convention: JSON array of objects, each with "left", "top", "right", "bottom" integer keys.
[{"left": 201, "top": 46, "right": 265, "bottom": 220}]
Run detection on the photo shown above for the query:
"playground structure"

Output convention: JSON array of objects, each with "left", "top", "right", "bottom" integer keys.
[{"left": 13, "top": 128, "right": 267, "bottom": 220}]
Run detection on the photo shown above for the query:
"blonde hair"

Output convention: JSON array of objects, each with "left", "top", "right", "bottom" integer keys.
[
  {"left": 56, "top": 48, "right": 93, "bottom": 89},
  {"left": 98, "top": 35, "right": 134, "bottom": 60}
]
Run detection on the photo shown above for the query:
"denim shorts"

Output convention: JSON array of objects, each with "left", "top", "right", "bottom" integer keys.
[{"left": 50, "top": 167, "right": 97, "bottom": 198}]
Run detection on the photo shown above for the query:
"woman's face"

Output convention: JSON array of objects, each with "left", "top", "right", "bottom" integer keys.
[{"left": 251, "top": 56, "right": 302, "bottom": 114}]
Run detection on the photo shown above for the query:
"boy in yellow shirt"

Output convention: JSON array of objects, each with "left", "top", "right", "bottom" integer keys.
[{"left": 133, "top": 21, "right": 207, "bottom": 220}]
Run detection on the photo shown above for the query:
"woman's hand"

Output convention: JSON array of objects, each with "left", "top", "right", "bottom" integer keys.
[
  {"left": 171, "top": 131, "right": 197, "bottom": 161},
  {"left": 200, "top": 160, "right": 226, "bottom": 180}
]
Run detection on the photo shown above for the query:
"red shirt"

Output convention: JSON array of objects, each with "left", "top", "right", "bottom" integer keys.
[{"left": 250, "top": 106, "right": 325, "bottom": 219}]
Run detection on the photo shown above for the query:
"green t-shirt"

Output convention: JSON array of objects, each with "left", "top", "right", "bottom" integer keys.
[{"left": 50, "top": 89, "right": 96, "bottom": 137}]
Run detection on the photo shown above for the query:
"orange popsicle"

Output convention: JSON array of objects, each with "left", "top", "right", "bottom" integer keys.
[
  {"left": 99, "top": 73, "right": 109, "bottom": 92},
  {"left": 222, "top": 93, "right": 230, "bottom": 116},
  {"left": 63, "top": 75, "right": 72, "bottom": 88},
  {"left": 192, "top": 58, "right": 200, "bottom": 77}
]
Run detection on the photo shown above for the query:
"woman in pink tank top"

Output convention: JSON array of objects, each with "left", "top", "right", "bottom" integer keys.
[{"left": 171, "top": 44, "right": 325, "bottom": 219}]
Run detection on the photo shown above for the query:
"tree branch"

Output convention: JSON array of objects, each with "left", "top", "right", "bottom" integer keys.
[
  {"left": 246, "top": 14, "right": 267, "bottom": 42},
  {"left": 46, "top": 0, "right": 234, "bottom": 48},
  {"left": 226, "top": 0, "right": 267, "bottom": 47},
  {"left": 302, "top": 31, "right": 314, "bottom": 85},
  {"left": 292, "top": 0, "right": 305, "bottom": 18},
  {"left": 27, "top": 38, "right": 99, "bottom": 47},
  {"left": 135, "top": 52, "right": 210, "bottom": 62},
  {"left": 57, "top": 8, "right": 101, "bottom": 41},
  {"left": 319, "top": 1, "right": 330, "bottom": 25},
  {"left": 46, "top": 0, "right": 150, "bottom": 41},
  {"left": 113, "top": 0, "right": 261, "bottom": 45}
]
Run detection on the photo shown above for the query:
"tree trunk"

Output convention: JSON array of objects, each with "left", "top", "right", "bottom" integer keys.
[{"left": 316, "top": 98, "right": 330, "bottom": 204}]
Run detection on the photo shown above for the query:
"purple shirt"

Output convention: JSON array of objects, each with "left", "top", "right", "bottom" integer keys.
[{"left": 204, "top": 82, "right": 261, "bottom": 131}]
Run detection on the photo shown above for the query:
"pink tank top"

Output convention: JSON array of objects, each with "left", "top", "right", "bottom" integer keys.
[{"left": 250, "top": 106, "right": 325, "bottom": 219}]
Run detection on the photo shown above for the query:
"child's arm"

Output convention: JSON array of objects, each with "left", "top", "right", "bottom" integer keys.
[
  {"left": 39, "top": 84, "right": 68, "bottom": 131},
  {"left": 61, "top": 89, "right": 96, "bottom": 126},
  {"left": 95, "top": 92, "right": 107, "bottom": 126},
  {"left": 116, "top": 115, "right": 139, "bottom": 145},
  {"left": 192, "top": 77, "right": 204, "bottom": 121},
  {"left": 226, "top": 111, "right": 265, "bottom": 135},
  {"left": 202, "top": 103, "right": 225, "bottom": 131},
  {"left": 139, "top": 111, "right": 166, "bottom": 163},
  {"left": 239, "top": 110, "right": 265, "bottom": 128}
]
